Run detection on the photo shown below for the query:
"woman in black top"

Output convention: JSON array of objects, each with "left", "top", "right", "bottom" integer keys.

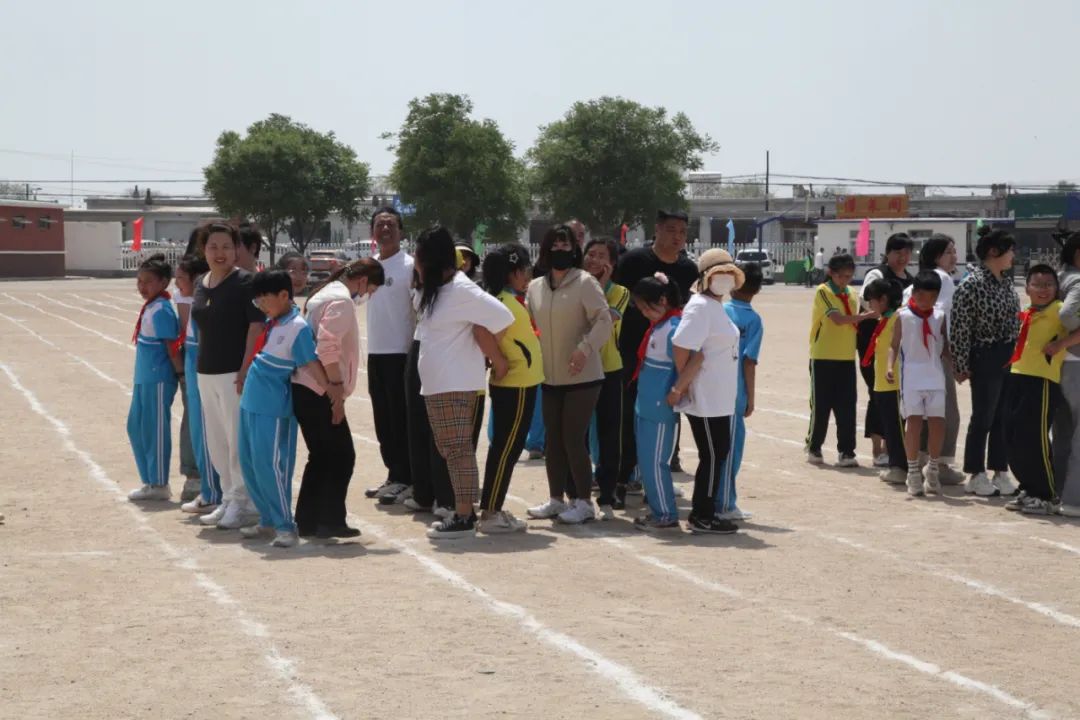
[{"left": 191, "top": 222, "right": 266, "bottom": 530}]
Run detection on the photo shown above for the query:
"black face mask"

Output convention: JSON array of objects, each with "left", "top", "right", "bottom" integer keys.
[{"left": 549, "top": 249, "right": 574, "bottom": 271}]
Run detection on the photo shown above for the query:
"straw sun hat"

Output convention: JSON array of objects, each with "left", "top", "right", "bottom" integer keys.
[{"left": 696, "top": 248, "right": 745, "bottom": 290}]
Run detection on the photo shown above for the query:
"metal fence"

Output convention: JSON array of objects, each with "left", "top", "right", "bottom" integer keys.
[{"left": 120, "top": 245, "right": 187, "bottom": 271}]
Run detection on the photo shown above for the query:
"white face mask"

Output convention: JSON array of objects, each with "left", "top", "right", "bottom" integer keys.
[
  {"left": 709, "top": 274, "right": 735, "bottom": 297},
  {"left": 353, "top": 291, "right": 370, "bottom": 306}
]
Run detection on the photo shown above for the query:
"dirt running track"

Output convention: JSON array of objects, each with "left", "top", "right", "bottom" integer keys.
[{"left": 0, "top": 279, "right": 1076, "bottom": 719}]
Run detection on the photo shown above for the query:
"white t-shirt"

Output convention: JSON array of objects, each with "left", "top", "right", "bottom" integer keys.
[
  {"left": 416, "top": 272, "right": 513, "bottom": 396},
  {"left": 671, "top": 294, "right": 740, "bottom": 417},
  {"left": 902, "top": 268, "right": 956, "bottom": 320},
  {"left": 814, "top": 252, "right": 825, "bottom": 270},
  {"left": 366, "top": 250, "right": 416, "bottom": 355},
  {"left": 898, "top": 306, "right": 946, "bottom": 392}
]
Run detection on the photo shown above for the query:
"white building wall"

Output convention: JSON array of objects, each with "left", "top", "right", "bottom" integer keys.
[{"left": 66, "top": 221, "right": 123, "bottom": 272}]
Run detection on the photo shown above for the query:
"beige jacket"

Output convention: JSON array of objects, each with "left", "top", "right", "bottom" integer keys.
[{"left": 526, "top": 269, "right": 613, "bottom": 386}]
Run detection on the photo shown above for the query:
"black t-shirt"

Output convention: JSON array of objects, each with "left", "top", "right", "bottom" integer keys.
[
  {"left": 191, "top": 269, "right": 265, "bottom": 375},
  {"left": 614, "top": 247, "right": 698, "bottom": 369}
]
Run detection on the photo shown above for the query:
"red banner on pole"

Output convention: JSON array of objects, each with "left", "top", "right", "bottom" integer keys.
[{"left": 132, "top": 217, "right": 144, "bottom": 252}]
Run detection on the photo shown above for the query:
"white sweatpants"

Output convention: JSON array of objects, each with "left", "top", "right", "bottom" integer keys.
[{"left": 197, "top": 372, "right": 252, "bottom": 509}]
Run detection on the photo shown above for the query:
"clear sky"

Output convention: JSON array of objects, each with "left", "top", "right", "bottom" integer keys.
[{"left": 2, "top": 0, "right": 1077, "bottom": 204}]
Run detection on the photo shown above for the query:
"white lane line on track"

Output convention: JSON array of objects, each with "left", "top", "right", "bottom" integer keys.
[
  {"left": 352, "top": 518, "right": 703, "bottom": 720},
  {"left": 595, "top": 533, "right": 1051, "bottom": 719},
  {"left": 103, "top": 293, "right": 143, "bottom": 305},
  {"left": 3, "top": 293, "right": 133, "bottom": 350},
  {"left": 71, "top": 294, "right": 134, "bottom": 316},
  {"left": 1031, "top": 537, "right": 1080, "bottom": 557},
  {"left": 0, "top": 360, "right": 339, "bottom": 720},
  {"left": 37, "top": 293, "right": 131, "bottom": 326}
]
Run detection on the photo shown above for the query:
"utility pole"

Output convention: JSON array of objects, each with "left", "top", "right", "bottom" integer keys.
[
  {"left": 765, "top": 150, "right": 770, "bottom": 212},
  {"left": 70, "top": 150, "right": 74, "bottom": 207}
]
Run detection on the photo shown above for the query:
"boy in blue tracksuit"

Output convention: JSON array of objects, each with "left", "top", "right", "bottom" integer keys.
[
  {"left": 127, "top": 254, "right": 181, "bottom": 502},
  {"left": 238, "top": 271, "right": 333, "bottom": 548},
  {"left": 630, "top": 274, "right": 699, "bottom": 531},
  {"left": 719, "top": 263, "right": 765, "bottom": 520}
]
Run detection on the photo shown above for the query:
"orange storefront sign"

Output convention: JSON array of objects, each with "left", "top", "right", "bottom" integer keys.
[{"left": 836, "top": 194, "right": 908, "bottom": 219}]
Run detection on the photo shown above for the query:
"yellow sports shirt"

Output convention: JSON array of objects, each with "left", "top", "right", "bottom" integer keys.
[
  {"left": 872, "top": 312, "right": 899, "bottom": 392},
  {"left": 492, "top": 290, "right": 544, "bottom": 388},
  {"left": 600, "top": 282, "right": 630, "bottom": 373},
  {"left": 809, "top": 282, "right": 857, "bottom": 361},
  {"left": 1011, "top": 300, "right": 1065, "bottom": 383}
]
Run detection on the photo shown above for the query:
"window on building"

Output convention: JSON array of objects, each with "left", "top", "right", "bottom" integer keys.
[
  {"left": 38, "top": 216, "right": 51, "bottom": 229},
  {"left": 12, "top": 215, "right": 28, "bottom": 229},
  {"left": 848, "top": 229, "right": 876, "bottom": 257}
]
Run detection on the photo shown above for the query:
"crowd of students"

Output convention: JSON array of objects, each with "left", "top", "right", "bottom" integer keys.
[
  {"left": 808, "top": 226, "right": 1080, "bottom": 518},
  {"left": 124, "top": 208, "right": 767, "bottom": 545}
]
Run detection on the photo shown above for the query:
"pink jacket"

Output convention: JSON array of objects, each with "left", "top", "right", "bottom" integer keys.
[{"left": 294, "top": 281, "right": 361, "bottom": 397}]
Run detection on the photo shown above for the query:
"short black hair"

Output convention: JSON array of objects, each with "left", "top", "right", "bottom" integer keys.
[
  {"left": 538, "top": 224, "right": 583, "bottom": 274},
  {"left": 863, "top": 278, "right": 902, "bottom": 310},
  {"left": 827, "top": 254, "right": 855, "bottom": 272},
  {"left": 275, "top": 251, "right": 308, "bottom": 270},
  {"left": 1027, "top": 263, "right": 1059, "bottom": 289},
  {"left": 919, "top": 233, "right": 954, "bottom": 271},
  {"left": 885, "top": 233, "right": 914, "bottom": 254},
  {"left": 252, "top": 269, "right": 293, "bottom": 299},
  {"left": 370, "top": 206, "right": 404, "bottom": 231},
  {"left": 656, "top": 209, "right": 689, "bottom": 224},
  {"left": 138, "top": 253, "right": 172, "bottom": 281},
  {"left": 238, "top": 222, "right": 263, "bottom": 253},
  {"left": 1058, "top": 231, "right": 1080, "bottom": 269},
  {"left": 632, "top": 275, "right": 685, "bottom": 309},
  {"left": 739, "top": 262, "right": 764, "bottom": 294},
  {"left": 177, "top": 253, "right": 209, "bottom": 278},
  {"left": 913, "top": 269, "right": 942, "bottom": 293}
]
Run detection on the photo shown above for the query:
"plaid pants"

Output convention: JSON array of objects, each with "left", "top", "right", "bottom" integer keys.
[{"left": 425, "top": 392, "right": 480, "bottom": 506}]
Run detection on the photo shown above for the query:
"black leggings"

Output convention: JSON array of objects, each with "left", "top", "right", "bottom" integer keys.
[
  {"left": 405, "top": 341, "right": 455, "bottom": 509},
  {"left": 293, "top": 384, "right": 356, "bottom": 532},
  {"left": 543, "top": 384, "right": 601, "bottom": 500},
  {"left": 687, "top": 415, "right": 732, "bottom": 519},
  {"left": 874, "top": 390, "right": 906, "bottom": 469},
  {"left": 963, "top": 342, "right": 1012, "bottom": 475},
  {"left": 857, "top": 320, "right": 882, "bottom": 439},
  {"left": 593, "top": 370, "right": 624, "bottom": 505},
  {"left": 481, "top": 385, "right": 537, "bottom": 511}
]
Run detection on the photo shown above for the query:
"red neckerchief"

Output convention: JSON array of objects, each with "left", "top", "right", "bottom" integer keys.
[
  {"left": 512, "top": 290, "right": 539, "bottom": 337},
  {"left": 633, "top": 309, "right": 682, "bottom": 381},
  {"left": 860, "top": 310, "right": 895, "bottom": 368},
  {"left": 827, "top": 281, "right": 856, "bottom": 331},
  {"left": 248, "top": 316, "right": 279, "bottom": 364},
  {"left": 906, "top": 299, "right": 934, "bottom": 350},
  {"left": 1008, "top": 306, "right": 1040, "bottom": 365},
  {"left": 132, "top": 291, "right": 171, "bottom": 344}
]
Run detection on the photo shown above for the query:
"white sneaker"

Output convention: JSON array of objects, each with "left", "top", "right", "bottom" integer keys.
[
  {"left": 836, "top": 454, "right": 859, "bottom": 468},
  {"left": 557, "top": 499, "right": 595, "bottom": 524},
  {"left": 128, "top": 485, "right": 171, "bottom": 501},
  {"left": 923, "top": 465, "right": 942, "bottom": 495},
  {"left": 966, "top": 472, "right": 997, "bottom": 497},
  {"left": 181, "top": 497, "right": 218, "bottom": 514},
  {"left": 527, "top": 498, "right": 568, "bottom": 519},
  {"left": 992, "top": 471, "right": 1018, "bottom": 496},
  {"left": 433, "top": 506, "right": 454, "bottom": 520},
  {"left": 217, "top": 502, "right": 256, "bottom": 530},
  {"left": 478, "top": 510, "right": 527, "bottom": 534},
  {"left": 200, "top": 501, "right": 229, "bottom": 526},
  {"left": 716, "top": 507, "right": 753, "bottom": 521},
  {"left": 598, "top": 504, "right": 615, "bottom": 521},
  {"left": 403, "top": 497, "right": 431, "bottom": 512},
  {"left": 672, "top": 484, "right": 685, "bottom": 498},
  {"left": 1058, "top": 503, "right": 1080, "bottom": 518},
  {"left": 873, "top": 454, "right": 889, "bottom": 468},
  {"left": 271, "top": 530, "right": 299, "bottom": 548},
  {"left": 806, "top": 451, "right": 824, "bottom": 465},
  {"left": 906, "top": 470, "right": 925, "bottom": 497},
  {"left": 239, "top": 524, "right": 272, "bottom": 539},
  {"left": 878, "top": 468, "right": 907, "bottom": 484}
]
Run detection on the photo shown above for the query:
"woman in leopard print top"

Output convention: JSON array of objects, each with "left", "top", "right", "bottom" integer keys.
[{"left": 949, "top": 227, "right": 1020, "bottom": 495}]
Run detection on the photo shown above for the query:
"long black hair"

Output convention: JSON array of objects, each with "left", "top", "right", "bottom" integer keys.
[
  {"left": 975, "top": 225, "right": 1015, "bottom": 261},
  {"left": 537, "top": 224, "right": 583, "bottom": 277},
  {"left": 919, "top": 233, "right": 954, "bottom": 271},
  {"left": 1056, "top": 230, "right": 1080, "bottom": 269},
  {"left": 631, "top": 274, "right": 685, "bottom": 309},
  {"left": 305, "top": 257, "right": 385, "bottom": 313},
  {"left": 481, "top": 242, "right": 531, "bottom": 296},
  {"left": 416, "top": 226, "right": 457, "bottom": 315},
  {"left": 177, "top": 253, "right": 209, "bottom": 278}
]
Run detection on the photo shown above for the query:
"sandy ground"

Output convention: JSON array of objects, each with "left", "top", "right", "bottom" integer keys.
[{"left": 1, "top": 278, "right": 1077, "bottom": 720}]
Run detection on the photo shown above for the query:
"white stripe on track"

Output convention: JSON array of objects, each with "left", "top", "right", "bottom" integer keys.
[
  {"left": 103, "top": 293, "right": 144, "bottom": 306},
  {"left": 3, "top": 293, "right": 132, "bottom": 350},
  {"left": 1031, "top": 537, "right": 1080, "bottom": 557},
  {"left": 353, "top": 519, "right": 703, "bottom": 720},
  {"left": 37, "top": 293, "right": 131, "bottom": 325},
  {"left": 71, "top": 294, "right": 134, "bottom": 316},
  {"left": 0, "top": 361, "right": 339, "bottom": 720}
]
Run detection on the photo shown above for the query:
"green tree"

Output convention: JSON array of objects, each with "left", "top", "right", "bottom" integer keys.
[
  {"left": 1055, "top": 180, "right": 1078, "bottom": 193},
  {"left": 527, "top": 96, "right": 717, "bottom": 235},
  {"left": 204, "top": 114, "right": 371, "bottom": 260},
  {"left": 384, "top": 93, "right": 527, "bottom": 242}
]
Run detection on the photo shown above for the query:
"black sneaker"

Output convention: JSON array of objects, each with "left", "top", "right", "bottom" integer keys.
[
  {"left": 612, "top": 484, "right": 627, "bottom": 510},
  {"left": 316, "top": 524, "right": 361, "bottom": 539},
  {"left": 364, "top": 479, "right": 393, "bottom": 499},
  {"left": 670, "top": 457, "right": 684, "bottom": 474},
  {"left": 626, "top": 480, "right": 644, "bottom": 496},
  {"left": 426, "top": 512, "right": 477, "bottom": 540},
  {"left": 687, "top": 515, "right": 738, "bottom": 535}
]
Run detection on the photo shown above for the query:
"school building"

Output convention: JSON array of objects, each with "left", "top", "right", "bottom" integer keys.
[{"left": 0, "top": 200, "right": 65, "bottom": 278}]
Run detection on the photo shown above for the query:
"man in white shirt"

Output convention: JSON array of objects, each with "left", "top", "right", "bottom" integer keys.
[
  {"left": 813, "top": 247, "right": 825, "bottom": 284},
  {"left": 364, "top": 207, "right": 418, "bottom": 504}
]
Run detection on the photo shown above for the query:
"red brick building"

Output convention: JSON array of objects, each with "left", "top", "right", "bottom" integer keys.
[{"left": 0, "top": 201, "right": 65, "bottom": 277}]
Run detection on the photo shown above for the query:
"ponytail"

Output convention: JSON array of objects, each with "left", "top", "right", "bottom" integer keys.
[
  {"left": 305, "top": 257, "right": 385, "bottom": 313},
  {"left": 481, "top": 242, "right": 531, "bottom": 296},
  {"left": 631, "top": 272, "right": 684, "bottom": 309},
  {"left": 974, "top": 225, "right": 1015, "bottom": 261}
]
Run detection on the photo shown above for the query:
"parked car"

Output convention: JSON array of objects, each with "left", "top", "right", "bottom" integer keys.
[
  {"left": 307, "top": 250, "right": 348, "bottom": 286},
  {"left": 734, "top": 249, "right": 775, "bottom": 285}
]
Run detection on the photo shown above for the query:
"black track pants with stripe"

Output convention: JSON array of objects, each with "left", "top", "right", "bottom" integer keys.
[
  {"left": 805, "top": 359, "right": 857, "bottom": 456},
  {"left": 481, "top": 385, "right": 538, "bottom": 511},
  {"left": 687, "top": 414, "right": 732, "bottom": 519},
  {"left": 1005, "top": 373, "right": 1061, "bottom": 501},
  {"left": 874, "top": 390, "right": 907, "bottom": 469}
]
